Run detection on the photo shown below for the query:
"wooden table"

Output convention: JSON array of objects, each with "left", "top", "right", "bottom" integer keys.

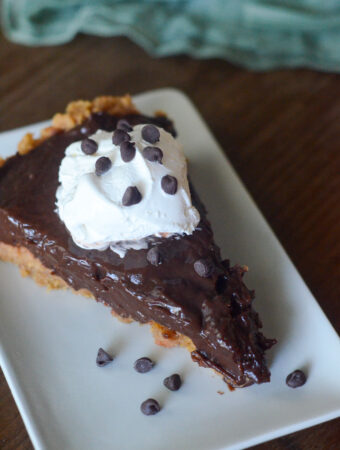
[{"left": 0, "top": 32, "right": 339, "bottom": 449}]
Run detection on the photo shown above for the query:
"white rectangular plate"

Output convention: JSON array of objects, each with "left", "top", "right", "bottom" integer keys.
[{"left": 1, "top": 89, "right": 339, "bottom": 450}]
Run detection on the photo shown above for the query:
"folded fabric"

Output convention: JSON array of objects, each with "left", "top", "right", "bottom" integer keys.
[{"left": 2, "top": 0, "right": 340, "bottom": 71}]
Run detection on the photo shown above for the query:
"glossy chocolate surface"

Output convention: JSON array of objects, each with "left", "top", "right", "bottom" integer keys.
[{"left": 0, "top": 112, "right": 275, "bottom": 387}]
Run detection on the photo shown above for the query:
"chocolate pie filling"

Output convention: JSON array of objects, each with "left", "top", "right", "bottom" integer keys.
[{"left": 0, "top": 112, "right": 275, "bottom": 387}]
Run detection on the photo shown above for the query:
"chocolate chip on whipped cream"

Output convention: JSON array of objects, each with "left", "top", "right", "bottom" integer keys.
[
  {"left": 120, "top": 141, "right": 136, "bottom": 163},
  {"left": 56, "top": 124, "right": 200, "bottom": 256},
  {"left": 117, "top": 119, "right": 132, "bottom": 132},
  {"left": 161, "top": 175, "right": 178, "bottom": 195},
  {"left": 143, "top": 146, "right": 163, "bottom": 163},
  {"left": 112, "top": 129, "right": 130, "bottom": 145},
  {"left": 95, "top": 156, "right": 112, "bottom": 176},
  {"left": 122, "top": 186, "right": 142, "bottom": 206},
  {"left": 142, "top": 124, "right": 160, "bottom": 144},
  {"left": 81, "top": 137, "right": 98, "bottom": 155}
]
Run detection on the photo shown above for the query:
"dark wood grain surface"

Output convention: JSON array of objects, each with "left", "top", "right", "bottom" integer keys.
[{"left": 0, "top": 32, "right": 339, "bottom": 449}]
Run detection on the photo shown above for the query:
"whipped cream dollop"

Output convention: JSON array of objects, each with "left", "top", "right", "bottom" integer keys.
[{"left": 56, "top": 124, "right": 200, "bottom": 256}]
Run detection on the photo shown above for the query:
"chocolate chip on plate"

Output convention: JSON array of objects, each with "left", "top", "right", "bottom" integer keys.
[
  {"left": 146, "top": 246, "right": 162, "bottom": 266},
  {"left": 140, "top": 398, "right": 161, "bottom": 416},
  {"left": 163, "top": 374, "right": 182, "bottom": 391},
  {"left": 81, "top": 138, "right": 98, "bottom": 155},
  {"left": 122, "top": 186, "right": 142, "bottom": 206},
  {"left": 142, "top": 146, "right": 163, "bottom": 163},
  {"left": 117, "top": 119, "right": 133, "bottom": 132},
  {"left": 194, "top": 259, "right": 214, "bottom": 278},
  {"left": 95, "top": 156, "right": 112, "bottom": 176},
  {"left": 120, "top": 141, "right": 136, "bottom": 162},
  {"left": 96, "top": 348, "right": 113, "bottom": 367},
  {"left": 134, "top": 357, "right": 154, "bottom": 373},
  {"left": 286, "top": 370, "right": 307, "bottom": 388},
  {"left": 112, "top": 129, "right": 130, "bottom": 146},
  {"left": 141, "top": 125, "right": 160, "bottom": 144},
  {"left": 161, "top": 175, "right": 178, "bottom": 195}
]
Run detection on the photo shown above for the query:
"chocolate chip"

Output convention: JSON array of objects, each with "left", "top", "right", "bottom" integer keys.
[
  {"left": 117, "top": 119, "right": 132, "bottom": 132},
  {"left": 194, "top": 259, "right": 214, "bottom": 278},
  {"left": 120, "top": 141, "right": 136, "bottom": 162},
  {"left": 81, "top": 138, "right": 98, "bottom": 155},
  {"left": 96, "top": 348, "right": 113, "bottom": 367},
  {"left": 286, "top": 370, "right": 307, "bottom": 388},
  {"left": 146, "top": 246, "right": 162, "bottom": 266},
  {"left": 140, "top": 398, "right": 161, "bottom": 416},
  {"left": 95, "top": 157, "right": 112, "bottom": 176},
  {"left": 141, "top": 125, "right": 160, "bottom": 144},
  {"left": 163, "top": 374, "right": 182, "bottom": 391},
  {"left": 134, "top": 357, "right": 154, "bottom": 373},
  {"left": 112, "top": 129, "right": 130, "bottom": 146},
  {"left": 143, "top": 146, "right": 163, "bottom": 163},
  {"left": 122, "top": 186, "right": 142, "bottom": 206},
  {"left": 161, "top": 175, "right": 178, "bottom": 195}
]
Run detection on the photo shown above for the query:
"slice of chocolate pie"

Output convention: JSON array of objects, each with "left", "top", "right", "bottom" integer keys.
[{"left": 0, "top": 95, "right": 275, "bottom": 388}]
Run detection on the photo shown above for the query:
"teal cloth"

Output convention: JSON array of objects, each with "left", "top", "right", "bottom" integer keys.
[{"left": 3, "top": 0, "right": 340, "bottom": 71}]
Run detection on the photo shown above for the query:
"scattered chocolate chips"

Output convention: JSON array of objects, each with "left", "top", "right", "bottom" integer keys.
[
  {"left": 146, "top": 246, "right": 162, "bottom": 266},
  {"left": 161, "top": 175, "right": 178, "bottom": 195},
  {"left": 95, "top": 157, "right": 112, "bottom": 176},
  {"left": 286, "top": 370, "right": 307, "bottom": 388},
  {"left": 120, "top": 141, "right": 136, "bottom": 162},
  {"left": 112, "top": 129, "right": 130, "bottom": 146},
  {"left": 117, "top": 119, "right": 132, "bottom": 132},
  {"left": 140, "top": 398, "right": 161, "bottom": 416},
  {"left": 134, "top": 357, "right": 154, "bottom": 373},
  {"left": 96, "top": 348, "right": 113, "bottom": 367},
  {"left": 122, "top": 186, "right": 142, "bottom": 206},
  {"left": 142, "top": 146, "right": 163, "bottom": 163},
  {"left": 163, "top": 374, "right": 182, "bottom": 391},
  {"left": 81, "top": 138, "right": 98, "bottom": 155},
  {"left": 141, "top": 124, "right": 160, "bottom": 144},
  {"left": 194, "top": 259, "right": 214, "bottom": 278}
]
